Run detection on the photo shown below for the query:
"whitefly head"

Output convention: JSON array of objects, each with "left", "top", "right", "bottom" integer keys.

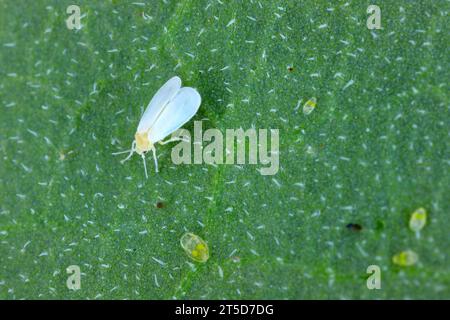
[{"left": 134, "top": 131, "right": 153, "bottom": 155}]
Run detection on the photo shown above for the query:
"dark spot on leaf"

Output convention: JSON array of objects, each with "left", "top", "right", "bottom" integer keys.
[
  {"left": 346, "top": 223, "right": 362, "bottom": 231},
  {"left": 375, "top": 220, "right": 385, "bottom": 231},
  {"left": 288, "top": 66, "right": 294, "bottom": 72},
  {"left": 156, "top": 202, "right": 164, "bottom": 209}
]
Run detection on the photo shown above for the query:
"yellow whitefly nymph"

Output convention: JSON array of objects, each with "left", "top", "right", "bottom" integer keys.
[
  {"left": 180, "top": 232, "right": 209, "bottom": 263},
  {"left": 303, "top": 97, "right": 317, "bottom": 115},
  {"left": 392, "top": 250, "right": 418, "bottom": 267},
  {"left": 409, "top": 207, "right": 427, "bottom": 232}
]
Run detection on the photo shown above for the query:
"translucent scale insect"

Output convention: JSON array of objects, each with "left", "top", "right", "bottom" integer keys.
[
  {"left": 113, "top": 76, "right": 201, "bottom": 178},
  {"left": 392, "top": 250, "right": 418, "bottom": 267},
  {"left": 180, "top": 232, "right": 209, "bottom": 263},
  {"left": 408, "top": 207, "right": 427, "bottom": 232},
  {"left": 303, "top": 97, "right": 317, "bottom": 115}
]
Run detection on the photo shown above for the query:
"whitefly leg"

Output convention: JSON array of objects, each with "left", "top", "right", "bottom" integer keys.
[
  {"left": 141, "top": 154, "right": 148, "bottom": 179},
  {"left": 112, "top": 149, "right": 132, "bottom": 155},
  {"left": 152, "top": 147, "right": 159, "bottom": 173},
  {"left": 159, "top": 136, "right": 189, "bottom": 145},
  {"left": 120, "top": 151, "right": 134, "bottom": 164},
  {"left": 115, "top": 141, "right": 136, "bottom": 163}
]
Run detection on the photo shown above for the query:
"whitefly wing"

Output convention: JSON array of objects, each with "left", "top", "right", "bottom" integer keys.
[
  {"left": 148, "top": 87, "right": 201, "bottom": 143},
  {"left": 137, "top": 76, "right": 182, "bottom": 133}
]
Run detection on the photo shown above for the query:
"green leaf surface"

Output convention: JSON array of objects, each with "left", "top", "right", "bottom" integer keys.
[{"left": 0, "top": 0, "right": 449, "bottom": 299}]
